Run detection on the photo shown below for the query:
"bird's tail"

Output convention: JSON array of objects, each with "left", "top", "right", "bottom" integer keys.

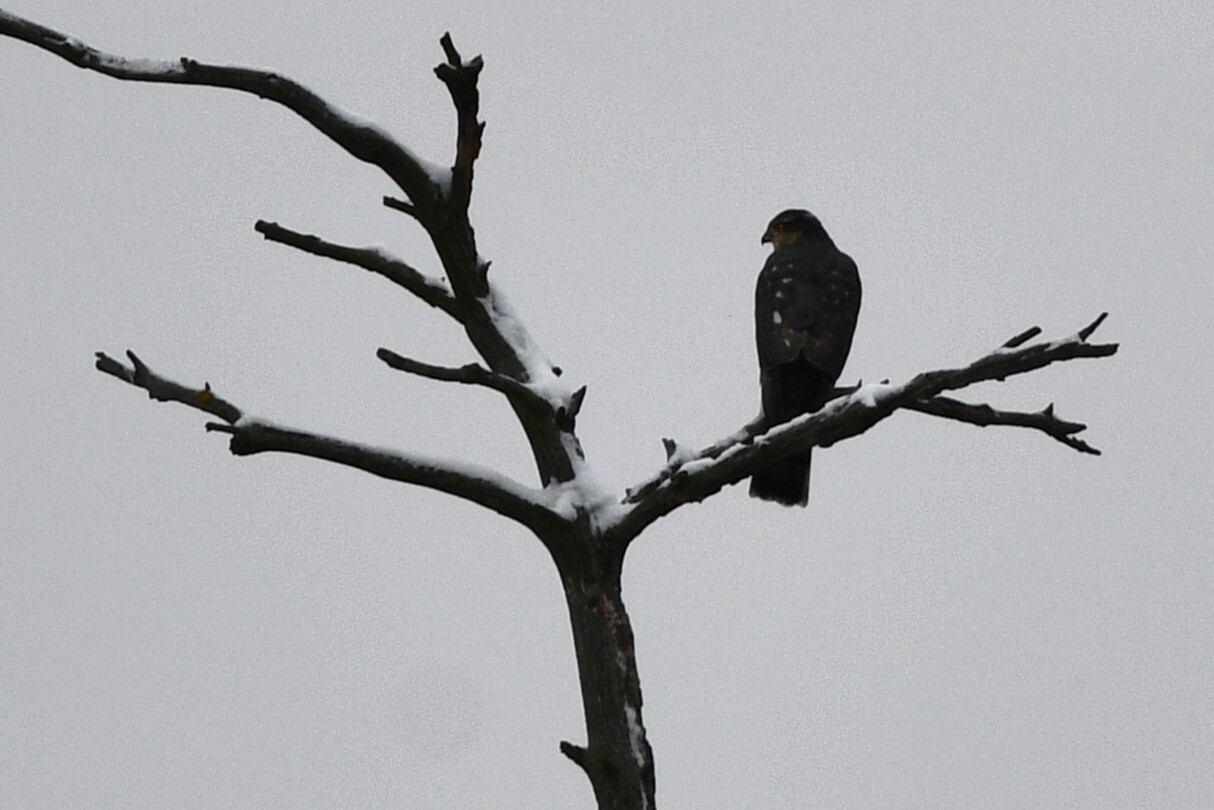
[{"left": 748, "top": 448, "right": 812, "bottom": 507}]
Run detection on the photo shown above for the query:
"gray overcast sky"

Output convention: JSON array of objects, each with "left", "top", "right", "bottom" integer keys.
[{"left": 2, "top": 1, "right": 1211, "bottom": 807}]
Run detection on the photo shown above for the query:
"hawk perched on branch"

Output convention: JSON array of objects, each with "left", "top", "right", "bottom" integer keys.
[{"left": 750, "top": 209, "right": 862, "bottom": 506}]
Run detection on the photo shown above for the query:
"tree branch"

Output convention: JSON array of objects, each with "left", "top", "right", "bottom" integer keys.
[
  {"left": 559, "top": 741, "right": 590, "bottom": 774},
  {"left": 0, "top": 8, "right": 446, "bottom": 211},
  {"left": 205, "top": 419, "right": 566, "bottom": 536},
  {"left": 434, "top": 32, "right": 484, "bottom": 215},
  {"left": 1001, "top": 324, "right": 1043, "bottom": 348},
  {"left": 375, "top": 348, "right": 551, "bottom": 411},
  {"left": 904, "top": 396, "right": 1100, "bottom": 455},
  {"left": 613, "top": 315, "right": 1118, "bottom": 541},
  {"left": 95, "top": 350, "right": 242, "bottom": 423},
  {"left": 383, "top": 194, "right": 423, "bottom": 224},
  {"left": 95, "top": 349, "right": 566, "bottom": 535},
  {"left": 254, "top": 220, "right": 461, "bottom": 319},
  {"left": 0, "top": 8, "right": 581, "bottom": 490}
]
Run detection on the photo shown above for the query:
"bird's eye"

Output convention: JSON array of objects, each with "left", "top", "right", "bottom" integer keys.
[{"left": 772, "top": 223, "right": 784, "bottom": 232}]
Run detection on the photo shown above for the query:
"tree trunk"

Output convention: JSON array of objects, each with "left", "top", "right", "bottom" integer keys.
[{"left": 557, "top": 531, "right": 655, "bottom": 809}]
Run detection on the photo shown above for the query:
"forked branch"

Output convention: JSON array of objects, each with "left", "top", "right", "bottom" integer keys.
[
  {"left": 614, "top": 314, "right": 1118, "bottom": 540},
  {"left": 904, "top": 396, "right": 1099, "bottom": 455},
  {"left": 95, "top": 350, "right": 565, "bottom": 535},
  {"left": 95, "top": 350, "right": 242, "bottom": 423}
]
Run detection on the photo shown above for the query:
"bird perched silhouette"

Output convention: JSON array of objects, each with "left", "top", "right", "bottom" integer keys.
[{"left": 750, "top": 209, "right": 861, "bottom": 506}]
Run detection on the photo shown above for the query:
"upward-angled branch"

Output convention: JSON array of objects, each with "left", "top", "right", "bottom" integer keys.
[
  {"left": 435, "top": 33, "right": 484, "bottom": 217},
  {"left": 254, "top": 220, "right": 462, "bottom": 319},
  {"left": 611, "top": 315, "right": 1118, "bottom": 543},
  {"left": 376, "top": 347, "right": 551, "bottom": 412},
  {"left": 0, "top": 9, "right": 446, "bottom": 211},
  {"left": 427, "top": 32, "right": 490, "bottom": 300}
]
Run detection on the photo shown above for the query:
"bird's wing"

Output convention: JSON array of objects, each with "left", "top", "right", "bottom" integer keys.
[{"left": 755, "top": 248, "right": 860, "bottom": 377}]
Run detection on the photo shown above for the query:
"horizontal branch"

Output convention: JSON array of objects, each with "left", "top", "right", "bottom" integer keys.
[
  {"left": 612, "top": 314, "right": 1118, "bottom": 541},
  {"left": 254, "top": 220, "right": 461, "bottom": 319},
  {"left": 0, "top": 9, "right": 446, "bottom": 210},
  {"left": 904, "top": 396, "right": 1099, "bottom": 455},
  {"left": 206, "top": 419, "right": 566, "bottom": 535},
  {"left": 95, "top": 350, "right": 242, "bottom": 423},
  {"left": 95, "top": 348, "right": 567, "bottom": 536}
]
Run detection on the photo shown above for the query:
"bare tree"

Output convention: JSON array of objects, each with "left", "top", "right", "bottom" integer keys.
[{"left": 0, "top": 10, "right": 1118, "bottom": 809}]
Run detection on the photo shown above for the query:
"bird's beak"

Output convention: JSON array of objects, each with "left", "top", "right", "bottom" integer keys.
[{"left": 761, "top": 229, "right": 772, "bottom": 245}]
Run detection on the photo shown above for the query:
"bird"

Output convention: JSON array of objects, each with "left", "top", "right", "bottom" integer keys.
[{"left": 749, "top": 209, "right": 862, "bottom": 506}]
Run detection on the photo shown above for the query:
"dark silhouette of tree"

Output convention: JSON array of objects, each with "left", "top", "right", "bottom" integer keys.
[{"left": 0, "top": 10, "right": 1118, "bottom": 808}]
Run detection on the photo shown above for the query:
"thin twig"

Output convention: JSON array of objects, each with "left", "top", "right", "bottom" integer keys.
[
  {"left": 559, "top": 741, "right": 590, "bottom": 775},
  {"left": 1002, "top": 325, "right": 1042, "bottom": 348},
  {"left": 1078, "top": 311, "right": 1108, "bottom": 341},
  {"left": 383, "top": 195, "right": 421, "bottom": 222}
]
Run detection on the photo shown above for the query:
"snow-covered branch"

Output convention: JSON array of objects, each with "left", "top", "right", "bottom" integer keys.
[
  {"left": 95, "top": 350, "right": 242, "bottom": 424},
  {"left": 206, "top": 420, "right": 566, "bottom": 535},
  {"left": 254, "top": 220, "right": 460, "bottom": 319},
  {"left": 0, "top": 8, "right": 446, "bottom": 207},
  {"left": 95, "top": 349, "right": 566, "bottom": 535},
  {"left": 613, "top": 315, "right": 1118, "bottom": 541}
]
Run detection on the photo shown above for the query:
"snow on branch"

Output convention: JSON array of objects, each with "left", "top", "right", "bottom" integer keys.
[
  {"left": 0, "top": 8, "right": 586, "bottom": 497},
  {"left": 254, "top": 220, "right": 461, "bottom": 319},
  {"left": 95, "top": 350, "right": 242, "bottom": 424},
  {"left": 206, "top": 419, "right": 566, "bottom": 534},
  {"left": 94, "top": 349, "right": 567, "bottom": 535},
  {"left": 0, "top": 8, "right": 446, "bottom": 206},
  {"left": 612, "top": 314, "right": 1118, "bottom": 541},
  {"left": 475, "top": 284, "right": 578, "bottom": 413}
]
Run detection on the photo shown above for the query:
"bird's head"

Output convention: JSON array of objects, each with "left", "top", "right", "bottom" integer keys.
[{"left": 762, "top": 209, "right": 826, "bottom": 248}]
